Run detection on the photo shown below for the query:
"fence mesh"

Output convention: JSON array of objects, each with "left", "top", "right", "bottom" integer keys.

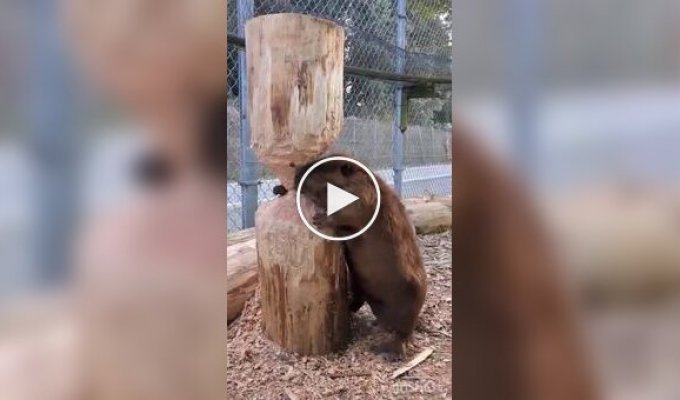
[{"left": 227, "top": 0, "right": 452, "bottom": 232}]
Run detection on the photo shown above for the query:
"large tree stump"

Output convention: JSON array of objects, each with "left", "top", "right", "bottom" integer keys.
[{"left": 245, "top": 13, "right": 348, "bottom": 355}]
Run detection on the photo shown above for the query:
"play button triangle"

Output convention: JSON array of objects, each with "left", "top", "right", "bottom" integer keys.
[{"left": 326, "top": 183, "right": 359, "bottom": 216}]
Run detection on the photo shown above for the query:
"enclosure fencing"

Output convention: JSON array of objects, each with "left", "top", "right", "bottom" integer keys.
[{"left": 227, "top": 0, "right": 452, "bottom": 232}]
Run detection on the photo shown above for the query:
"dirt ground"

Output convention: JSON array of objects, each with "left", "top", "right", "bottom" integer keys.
[{"left": 227, "top": 231, "right": 452, "bottom": 400}]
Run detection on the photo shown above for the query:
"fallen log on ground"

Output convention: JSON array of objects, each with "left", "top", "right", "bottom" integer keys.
[
  {"left": 226, "top": 236, "right": 259, "bottom": 322},
  {"left": 403, "top": 196, "right": 453, "bottom": 234},
  {"left": 227, "top": 196, "right": 452, "bottom": 323}
]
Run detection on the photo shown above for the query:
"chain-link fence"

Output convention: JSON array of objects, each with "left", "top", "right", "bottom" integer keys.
[{"left": 228, "top": 0, "right": 452, "bottom": 232}]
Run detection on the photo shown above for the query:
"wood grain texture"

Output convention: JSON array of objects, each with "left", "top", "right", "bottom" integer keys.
[
  {"left": 255, "top": 195, "right": 350, "bottom": 355},
  {"left": 245, "top": 13, "right": 345, "bottom": 188},
  {"left": 243, "top": 14, "right": 349, "bottom": 355}
]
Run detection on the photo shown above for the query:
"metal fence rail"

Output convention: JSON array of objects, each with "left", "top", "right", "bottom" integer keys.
[{"left": 227, "top": 0, "right": 452, "bottom": 232}]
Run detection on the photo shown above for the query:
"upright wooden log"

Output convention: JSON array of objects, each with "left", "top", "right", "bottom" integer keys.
[{"left": 245, "top": 14, "right": 348, "bottom": 355}]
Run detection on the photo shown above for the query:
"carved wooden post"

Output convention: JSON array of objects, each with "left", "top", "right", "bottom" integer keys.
[{"left": 245, "top": 14, "right": 348, "bottom": 355}]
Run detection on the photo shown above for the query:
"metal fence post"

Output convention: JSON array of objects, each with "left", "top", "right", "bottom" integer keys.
[
  {"left": 392, "top": 0, "right": 407, "bottom": 196},
  {"left": 237, "top": 0, "right": 258, "bottom": 229},
  {"left": 29, "top": 0, "right": 77, "bottom": 286}
]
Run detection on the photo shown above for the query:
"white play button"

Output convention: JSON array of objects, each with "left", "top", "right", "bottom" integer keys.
[
  {"left": 296, "top": 156, "right": 381, "bottom": 241},
  {"left": 326, "top": 183, "right": 359, "bottom": 216}
]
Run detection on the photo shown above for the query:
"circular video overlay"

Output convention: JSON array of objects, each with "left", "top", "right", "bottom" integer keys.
[{"left": 296, "top": 156, "right": 381, "bottom": 241}]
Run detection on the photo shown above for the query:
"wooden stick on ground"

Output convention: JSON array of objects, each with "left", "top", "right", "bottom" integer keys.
[{"left": 391, "top": 347, "right": 434, "bottom": 379}]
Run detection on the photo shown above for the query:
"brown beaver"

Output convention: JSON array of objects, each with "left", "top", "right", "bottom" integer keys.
[
  {"left": 293, "top": 155, "right": 427, "bottom": 358},
  {"left": 453, "top": 123, "right": 598, "bottom": 400}
]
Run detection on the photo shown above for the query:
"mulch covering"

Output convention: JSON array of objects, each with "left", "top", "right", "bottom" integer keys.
[{"left": 227, "top": 231, "right": 452, "bottom": 399}]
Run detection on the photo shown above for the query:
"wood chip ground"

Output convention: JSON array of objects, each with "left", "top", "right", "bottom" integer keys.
[{"left": 227, "top": 231, "right": 452, "bottom": 399}]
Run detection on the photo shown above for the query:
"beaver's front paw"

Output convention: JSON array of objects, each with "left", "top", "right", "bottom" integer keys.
[{"left": 371, "top": 336, "right": 406, "bottom": 362}]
